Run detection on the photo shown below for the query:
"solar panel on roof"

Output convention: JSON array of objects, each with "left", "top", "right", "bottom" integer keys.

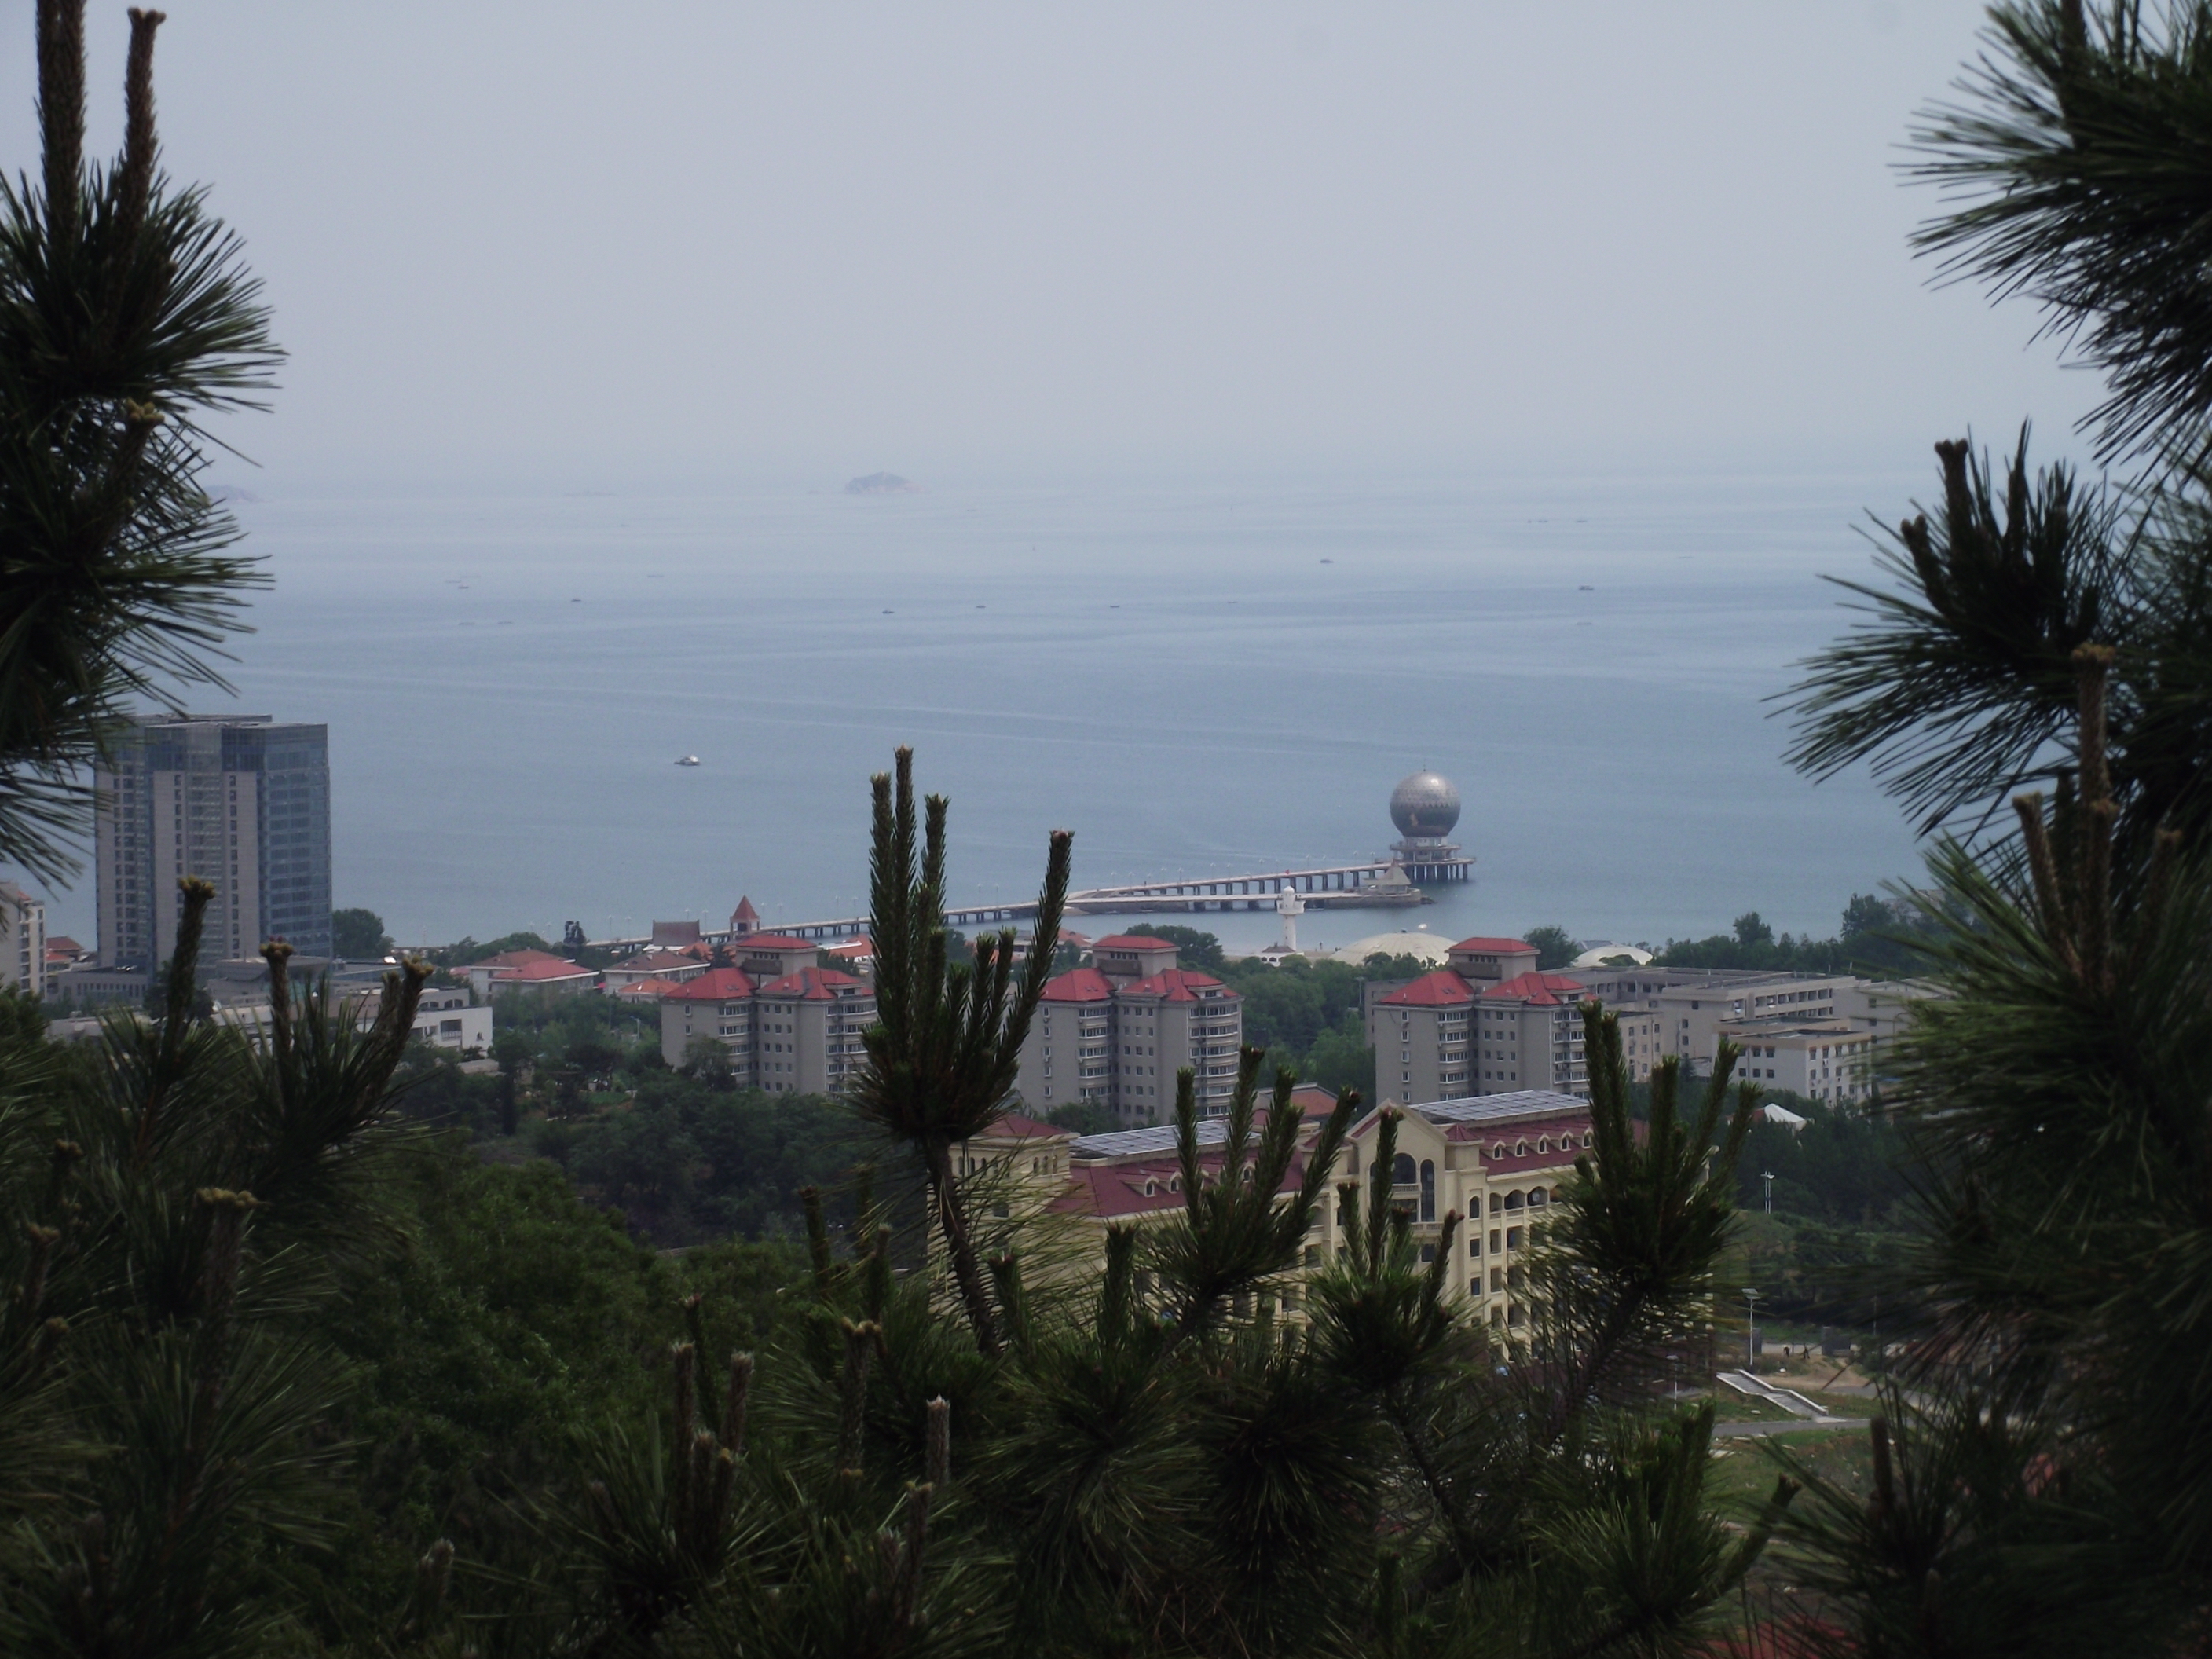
[
  {"left": 1413, "top": 1090, "right": 1588, "bottom": 1124},
  {"left": 1071, "top": 1118, "right": 1233, "bottom": 1159}
]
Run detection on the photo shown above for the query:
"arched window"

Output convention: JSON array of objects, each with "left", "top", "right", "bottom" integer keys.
[
  {"left": 1528, "top": 1188, "right": 1547, "bottom": 1208},
  {"left": 1492, "top": 1143, "right": 1507, "bottom": 1161},
  {"left": 1537, "top": 1137, "right": 1550, "bottom": 1154},
  {"left": 1168, "top": 1176, "right": 1181, "bottom": 1192},
  {"left": 1582, "top": 1130, "right": 1593, "bottom": 1148},
  {"left": 1419, "top": 1160, "right": 1437, "bottom": 1222},
  {"left": 1144, "top": 1181, "right": 1156, "bottom": 1196},
  {"left": 1393, "top": 1153, "right": 1417, "bottom": 1187},
  {"left": 1504, "top": 1190, "right": 1525, "bottom": 1211}
]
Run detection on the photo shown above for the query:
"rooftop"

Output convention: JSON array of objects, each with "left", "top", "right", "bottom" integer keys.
[
  {"left": 494, "top": 958, "right": 598, "bottom": 983},
  {"left": 1405, "top": 1089, "right": 1591, "bottom": 1126},
  {"left": 758, "top": 966, "right": 870, "bottom": 1002},
  {"left": 737, "top": 932, "right": 817, "bottom": 952},
  {"left": 1480, "top": 970, "right": 1588, "bottom": 1007},
  {"left": 1071, "top": 1116, "right": 1240, "bottom": 1159},
  {"left": 663, "top": 967, "right": 756, "bottom": 1001},
  {"left": 1040, "top": 968, "right": 1115, "bottom": 1003},
  {"left": 1451, "top": 936, "right": 1535, "bottom": 954},
  {"left": 1377, "top": 969, "right": 1476, "bottom": 1008},
  {"left": 1094, "top": 934, "right": 1178, "bottom": 952},
  {"left": 1122, "top": 968, "right": 1233, "bottom": 1002}
]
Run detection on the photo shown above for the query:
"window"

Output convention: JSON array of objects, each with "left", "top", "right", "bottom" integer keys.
[
  {"left": 1393, "top": 1152, "right": 1416, "bottom": 1186},
  {"left": 1419, "top": 1160, "right": 1436, "bottom": 1222}
]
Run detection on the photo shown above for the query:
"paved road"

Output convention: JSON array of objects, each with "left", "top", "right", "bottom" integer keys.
[{"left": 1716, "top": 1418, "right": 1870, "bottom": 1437}]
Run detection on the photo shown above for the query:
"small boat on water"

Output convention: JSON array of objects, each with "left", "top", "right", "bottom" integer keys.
[{"left": 675, "top": 755, "right": 701, "bottom": 767}]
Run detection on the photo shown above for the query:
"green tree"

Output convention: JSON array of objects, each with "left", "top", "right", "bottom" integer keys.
[
  {"left": 1523, "top": 924, "right": 1577, "bottom": 970},
  {"left": 1141, "top": 924, "right": 1227, "bottom": 973},
  {"left": 0, "top": 2, "right": 280, "bottom": 885},
  {"left": 331, "top": 906, "right": 392, "bottom": 958},
  {"left": 0, "top": 880, "right": 429, "bottom": 1654}
]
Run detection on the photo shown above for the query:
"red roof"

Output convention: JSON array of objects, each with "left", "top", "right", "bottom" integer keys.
[
  {"left": 1289, "top": 1083, "right": 1340, "bottom": 1119},
  {"left": 1378, "top": 969, "right": 1476, "bottom": 1007},
  {"left": 1452, "top": 936, "right": 1534, "bottom": 954},
  {"left": 618, "top": 976, "right": 690, "bottom": 998},
  {"left": 1050, "top": 1149, "right": 1309, "bottom": 1218},
  {"left": 1041, "top": 967, "right": 1115, "bottom": 1002},
  {"left": 471, "top": 947, "right": 565, "bottom": 971},
  {"left": 731, "top": 895, "right": 760, "bottom": 923},
  {"left": 1481, "top": 970, "right": 1588, "bottom": 1007},
  {"left": 493, "top": 958, "right": 597, "bottom": 983},
  {"left": 1094, "top": 934, "right": 1177, "bottom": 951},
  {"left": 662, "top": 966, "right": 756, "bottom": 1001},
  {"left": 758, "top": 966, "right": 867, "bottom": 1002},
  {"left": 738, "top": 932, "right": 815, "bottom": 952},
  {"left": 44, "top": 935, "right": 84, "bottom": 959},
  {"left": 1122, "top": 969, "right": 1232, "bottom": 1002}
]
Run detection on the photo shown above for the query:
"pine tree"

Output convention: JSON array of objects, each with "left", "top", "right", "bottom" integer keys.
[
  {"left": 0, "top": 0, "right": 280, "bottom": 885},
  {"left": 1771, "top": 6, "right": 2212, "bottom": 1650}
]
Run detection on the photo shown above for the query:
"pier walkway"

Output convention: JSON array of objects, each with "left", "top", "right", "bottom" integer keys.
[{"left": 595, "top": 854, "right": 1473, "bottom": 950}]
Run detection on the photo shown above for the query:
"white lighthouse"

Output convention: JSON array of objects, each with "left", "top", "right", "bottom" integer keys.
[{"left": 1276, "top": 881, "right": 1306, "bottom": 955}]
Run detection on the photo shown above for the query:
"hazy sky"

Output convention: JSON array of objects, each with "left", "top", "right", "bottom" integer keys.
[{"left": 7, "top": 2, "right": 2099, "bottom": 483}]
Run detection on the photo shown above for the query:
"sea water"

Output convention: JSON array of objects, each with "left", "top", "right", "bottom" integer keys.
[{"left": 35, "top": 470, "right": 1939, "bottom": 955}]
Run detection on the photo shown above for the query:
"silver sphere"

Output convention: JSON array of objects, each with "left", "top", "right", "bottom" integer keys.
[{"left": 1390, "top": 771, "right": 1461, "bottom": 839}]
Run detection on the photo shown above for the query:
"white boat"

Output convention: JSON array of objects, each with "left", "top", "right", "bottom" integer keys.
[{"left": 675, "top": 754, "right": 701, "bottom": 767}]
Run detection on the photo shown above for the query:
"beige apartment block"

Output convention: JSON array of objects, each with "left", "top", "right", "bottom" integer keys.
[
  {"left": 1014, "top": 935, "right": 1244, "bottom": 1125},
  {"left": 2, "top": 881, "right": 45, "bottom": 998},
  {"left": 1364, "top": 936, "right": 1614, "bottom": 1103},
  {"left": 1716, "top": 1015, "right": 1876, "bottom": 1104},
  {"left": 1046, "top": 1088, "right": 1590, "bottom": 1331},
  {"left": 657, "top": 932, "right": 877, "bottom": 1096},
  {"left": 1568, "top": 966, "right": 1859, "bottom": 1077}
]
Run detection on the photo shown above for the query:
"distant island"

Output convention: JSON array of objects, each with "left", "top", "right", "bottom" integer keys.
[{"left": 845, "top": 472, "right": 921, "bottom": 495}]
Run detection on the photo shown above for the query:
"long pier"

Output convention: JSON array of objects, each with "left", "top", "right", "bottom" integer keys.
[{"left": 594, "top": 854, "right": 1470, "bottom": 950}]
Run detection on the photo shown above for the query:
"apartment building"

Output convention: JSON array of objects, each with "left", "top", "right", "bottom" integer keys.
[
  {"left": 94, "top": 714, "right": 331, "bottom": 969},
  {"left": 2, "top": 881, "right": 46, "bottom": 998},
  {"left": 1567, "top": 965, "right": 1859, "bottom": 1077},
  {"left": 1049, "top": 1087, "right": 1590, "bottom": 1331},
  {"left": 1364, "top": 936, "right": 1635, "bottom": 1102},
  {"left": 657, "top": 933, "right": 876, "bottom": 1094},
  {"left": 1013, "top": 935, "right": 1243, "bottom": 1125},
  {"left": 1715, "top": 1015, "right": 1874, "bottom": 1104}
]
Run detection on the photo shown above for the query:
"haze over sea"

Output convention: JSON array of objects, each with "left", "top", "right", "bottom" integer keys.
[{"left": 42, "top": 470, "right": 1937, "bottom": 956}]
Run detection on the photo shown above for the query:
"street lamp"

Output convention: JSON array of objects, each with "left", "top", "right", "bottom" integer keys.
[{"left": 1742, "top": 1287, "right": 1761, "bottom": 1372}]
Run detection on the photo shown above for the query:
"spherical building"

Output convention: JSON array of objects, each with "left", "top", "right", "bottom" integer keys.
[{"left": 1390, "top": 771, "right": 1462, "bottom": 841}]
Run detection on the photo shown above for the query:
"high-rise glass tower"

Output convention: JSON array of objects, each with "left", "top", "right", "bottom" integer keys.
[{"left": 95, "top": 715, "right": 332, "bottom": 969}]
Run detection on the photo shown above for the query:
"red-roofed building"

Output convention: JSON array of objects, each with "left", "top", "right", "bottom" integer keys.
[
  {"left": 1366, "top": 947, "right": 1616, "bottom": 1102},
  {"left": 728, "top": 895, "right": 761, "bottom": 938},
  {"left": 734, "top": 934, "right": 822, "bottom": 982},
  {"left": 1014, "top": 940, "right": 1243, "bottom": 1127},
  {"left": 483, "top": 956, "right": 602, "bottom": 997},
  {"left": 658, "top": 966, "right": 760, "bottom": 1075},
  {"left": 603, "top": 948, "right": 712, "bottom": 993},
  {"left": 657, "top": 961, "right": 877, "bottom": 1094}
]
